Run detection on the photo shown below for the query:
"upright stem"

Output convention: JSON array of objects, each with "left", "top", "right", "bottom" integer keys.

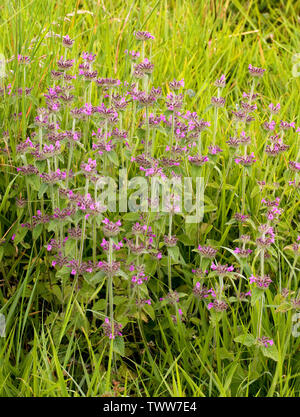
[
  {"left": 47, "top": 159, "right": 55, "bottom": 213},
  {"left": 66, "top": 142, "right": 74, "bottom": 190},
  {"left": 93, "top": 184, "right": 97, "bottom": 264},
  {"left": 244, "top": 78, "right": 255, "bottom": 157},
  {"left": 66, "top": 118, "right": 76, "bottom": 189},
  {"left": 168, "top": 214, "right": 173, "bottom": 290},
  {"left": 288, "top": 257, "right": 298, "bottom": 290},
  {"left": 104, "top": 119, "right": 108, "bottom": 172},
  {"left": 88, "top": 79, "right": 93, "bottom": 104},
  {"left": 212, "top": 87, "right": 220, "bottom": 146},
  {"left": 248, "top": 79, "right": 255, "bottom": 106},
  {"left": 39, "top": 127, "right": 43, "bottom": 152},
  {"left": 26, "top": 180, "right": 32, "bottom": 219},
  {"left": 79, "top": 178, "right": 89, "bottom": 264},
  {"left": 170, "top": 112, "right": 175, "bottom": 152},
  {"left": 258, "top": 243, "right": 265, "bottom": 338},
  {"left": 145, "top": 106, "right": 150, "bottom": 155},
  {"left": 130, "top": 101, "right": 137, "bottom": 149},
  {"left": 218, "top": 276, "right": 224, "bottom": 300},
  {"left": 168, "top": 213, "right": 173, "bottom": 238},
  {"left": 242, "top": 168, "right": 246, "bottom": 215},
  {"left": 53, "top": 154, "right": 60, "bottom": 210},
  {"left": 151, "top": 129, "right": 156, "bottom": 158},
  {"left": 198, "top": 132, "right": 202, "bottom": 155},
  {"left": 108, "top": 238, "right": 114, "bottom": 334},
  {"left": 105, "top": 238, "right": 115, "bottom": 389}
]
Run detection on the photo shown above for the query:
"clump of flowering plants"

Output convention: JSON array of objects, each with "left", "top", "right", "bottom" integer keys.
[{"left": 0, "top": 2, "right": 299, "bottom": 398}]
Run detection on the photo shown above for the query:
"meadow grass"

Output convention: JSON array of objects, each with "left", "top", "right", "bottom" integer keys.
[{"left": 0, "top": 0, "right": 299, "bottom": 397}]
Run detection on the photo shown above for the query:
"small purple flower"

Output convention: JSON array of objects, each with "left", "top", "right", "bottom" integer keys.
[
  {"left": 289, "top": 161, "right": 300, "bottom": 172},
  {"left": 134, "top": 31, "right": 155, "bottom": 40},
  {"left": 62, "top": 35, "right": 74, "bottom": 48},
  {"left": 208, "top": 288, "right": 217, "bottom": 298},
  {"left": 101, "top": 317, "right": 122, "bottom": 339},
  {"left": 257, "top": 336, "right": 274, "bottom": 348},
  {"left": 242, "top": 91, "right": 259, "bottom": 101},
  {"left": 234, "top": 213, "right": 249, "bottom": 223},
  {"left": 263, "top": 120, "right": 276, "bottom": 131},
  {"left": 214, "top": 74, "right": 226, "bottom": 88},
  {"left": 102, "top": 218, "right": 122, "bottom": 237},
  {"left": 17, "top": 55, "right": 30, "bottom": 64},
  {"left": 211, "top": 96, "right": 225, "bottom": 107},
  {"left": 197, "top": 245, "right": 217, "bottom": 259},
  {"left": 211, "top": 262, "right": 234, "bottom": 275},
  {"left": 241, "top": 101, "right": 257, "bottom": 113},
  {"left": 280, "top": 120, "right": 295, "bottom": 130},
  {"left": 125, "top": 49, "right": 140, "bottom": 60},
  {"left": 193, "top": 282, "right": 209, "bottom": 299},
  {"left": 82, "top": 52, "right": 96, "bottom": 62},
  {"left": 249, "top": 274, "right": 272, "bottom": 288},
  {"left": 235, "top": 152, "right": 256, "bottom": 167},
  {"left": 208, "top": 145, "right": 223, "bottom": 155},
  {"left": 248, "top": 64, "right": 265, "bottom": 77},
  {"left": 188, "top": 154, "right": 209, "bottom": 166},
  {"left": 165, "top": 93, "right": 183, "bottom": 111},
  {"left": 17, "top": 165, "right": 39, "bottom": 175},
  {"left": 207, "top": 299, "right": 228, "bottom": 312},
  {"left": 268, "top": 103, "right": 280, "bottom": 114},
  {"left": 234, "top": 247, "right": 252, "bottom": 258},
  {"left": 96, "top": 78, "right": 121, "bottom": 88},
  {"left": 169, "top": 79, "right": 185, "bottom": 90},
  {"left": 134, "top": 58, "right": 154, "bottom": 74},
  {"left": 57, "top": 57, "right": 75, "bottom": 70}
]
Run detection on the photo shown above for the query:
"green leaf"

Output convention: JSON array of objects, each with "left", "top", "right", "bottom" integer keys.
[
  {"left": 47, "top": 220, "right": 58, "bottom": 232},
  {"left": 185, "top": 222, "right": 198, "bottom": 244},
  {"left": 56, "top": 266, "right": 70, "bottom": 281},
  {"left": 167, "top": 246, "right": 180, "bottom": 262},
  {"left": 48, "top": 285, "right": 63, "bottom": 303},
  {"left": 177, "top": 234, "right": 193, "bottom": 246},
  {"left": 38, "top": 183, "right": 48, "bottom": 198},
  {"left": 250, "top": 185, "right": 260, "bottom": 198},
  {"left": 122, "top": 212, "right": 141, "bottom": 222},
  {"left": 218, "top": 347, "right": 235, "bottom": 361},
  {"left": 93, "top": 299, "right": 107, "bottom": 311},
  {"left": 64, "top": 238, "right": 77, "bottom": 256},
  {"left": 14, "top": 227, "right": 28, "bottom": 245},
  {"left": 190, "top": 317, "right": 202, "bottom": 326},
  {"left": 114, "top": 296, "right": 128, "bottom": 306},
  {"left": 107, "top": 150, "right": 119, "bottom": 166},
  {"left": 275, "top": 302, "right": 292, "bottom": 313},
  {"left": 261, "top": 344, "right": 279, "bottom": 362},
  {"left": 113, "top": 336, "right": 125, "bottom": 357},
  {"left": 251, "top": 287, "right": 265, "bottom": 306},
  {"left": 35, "top": 160, "right": 47, "bottom": 171},
  {"left": 0, "top": 173, "right": 19, "bottom": 214},
  {"left": 117, "top": 270, "right": 129, "bottom": 280},
  {"left": 88, "top": 271, "right": 106, "bottom": 287},
  {"left": 143, "top": 304, "right": 155, "bottom": 321},
  {"left": 32, "top": 223, "right": 43, "bottom": 240},
  {"left": 26, "top": 175, "right": 41, "bottom": 191},
  {"left": 234, "top": 333, "right": 256, "bottom": 347}
]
